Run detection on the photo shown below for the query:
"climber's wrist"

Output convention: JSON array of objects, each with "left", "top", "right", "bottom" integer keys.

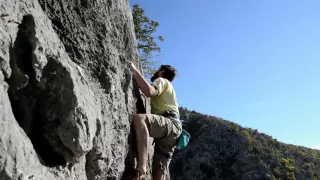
[{"left": 131, "top": 67, "right": 139, "bottom": 76}]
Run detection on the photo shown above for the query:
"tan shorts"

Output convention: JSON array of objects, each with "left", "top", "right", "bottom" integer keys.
[{"left": 146, "top": 114, "right": 182, "bottom": 174}]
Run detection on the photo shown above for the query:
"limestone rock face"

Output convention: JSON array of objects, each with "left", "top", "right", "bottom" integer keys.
[{"left": 0, "top": 0, "right": 151, "bottom": 179}]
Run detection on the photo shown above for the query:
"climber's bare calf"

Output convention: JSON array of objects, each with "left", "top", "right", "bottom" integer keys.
[{"left": 132, "top": 114, "right": 149, "bottom": 175}]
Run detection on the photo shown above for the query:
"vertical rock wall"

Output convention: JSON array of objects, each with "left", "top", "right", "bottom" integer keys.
[{"left": 0, "top": 0, "right": 152, "bottom": 179}]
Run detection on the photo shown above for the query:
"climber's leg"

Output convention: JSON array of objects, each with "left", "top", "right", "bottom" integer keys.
[
  {"left": 147, "top": 115, "right": 182, "bottom": 180},
  {"left": 132, "top": 114, "right": 181, "bottom": 179},
  {"left": 152, "top": 143, "right": 174, "bottom": 180},
  {"left": 132, "top": 114, "right": 149, "bottom": 174},
  {"left": 152, "top": 163, "right": 166, "bottom": 180}
]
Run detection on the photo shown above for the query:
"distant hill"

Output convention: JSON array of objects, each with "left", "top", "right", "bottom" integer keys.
[{"left": 170, "top": 107, "right": 320, "bottom": 180}]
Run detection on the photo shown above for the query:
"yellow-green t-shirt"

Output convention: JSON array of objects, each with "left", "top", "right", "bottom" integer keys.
[{"left": 151, "top": 77, "right": 179, "bottom": 117}]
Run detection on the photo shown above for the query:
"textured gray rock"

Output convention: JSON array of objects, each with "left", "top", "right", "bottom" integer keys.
[{"left": 0, "top": 0, "right": 152, "bottom": 179}]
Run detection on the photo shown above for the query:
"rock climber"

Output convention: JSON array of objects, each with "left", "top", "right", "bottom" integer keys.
[{"left": 126, "top": 60, "right": 182, "bottom": 180}]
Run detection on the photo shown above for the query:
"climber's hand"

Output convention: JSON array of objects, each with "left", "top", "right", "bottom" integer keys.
[{"left": 126, "top": 60, "right": 137, "bottom": 72}]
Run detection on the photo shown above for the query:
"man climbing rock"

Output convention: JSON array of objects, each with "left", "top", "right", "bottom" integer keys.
[{"left": 126, "top": 60, "right": 182, "bottom": 180}]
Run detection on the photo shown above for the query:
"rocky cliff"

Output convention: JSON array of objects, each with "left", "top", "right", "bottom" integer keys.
[
  {"left": 0, "top": 0, "right": 153, "bottom": 179},
  {"left": 2, "top": 1, "right": 319, "bottom": 180},
  {"left": 171, "top": 108, "right": 320, "bottom": 180}
]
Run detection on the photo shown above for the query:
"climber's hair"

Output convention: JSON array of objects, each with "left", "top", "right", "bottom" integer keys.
[{"left": 160, "top": 65, "right": 177, "bottom": 82}]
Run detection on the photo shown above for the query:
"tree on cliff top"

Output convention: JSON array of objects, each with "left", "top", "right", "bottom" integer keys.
[{"left": 132, "top": 4, "right": 164, "bottom": 78}]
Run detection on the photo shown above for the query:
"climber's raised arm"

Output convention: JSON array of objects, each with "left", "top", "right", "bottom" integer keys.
[{"left": 126, "top": 60, "right": 158, "bottom": 97}]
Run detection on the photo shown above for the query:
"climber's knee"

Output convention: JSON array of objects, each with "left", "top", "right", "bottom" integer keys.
[
  {"left": 132, "top": 114, "right": 145, "bottom": 127},
  {"left": 132, "top": 114, "right": 149, "bottom": 129}
]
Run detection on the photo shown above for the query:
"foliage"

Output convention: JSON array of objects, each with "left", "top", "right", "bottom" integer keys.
[
  {"left": 172, "top": 107, "right": 320, "bottom": 180},
  {"left": 132, "top": 4, "right": 164, "bottom": 77}
]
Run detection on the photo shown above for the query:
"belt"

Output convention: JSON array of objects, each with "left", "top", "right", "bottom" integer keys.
[{"left": 162, "top": 110, "right": 180, "bottom": 120}]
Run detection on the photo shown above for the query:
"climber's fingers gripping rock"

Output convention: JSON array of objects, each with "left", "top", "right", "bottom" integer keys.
[{"left": 126, "top": 60, "right": 137, "bottom": 72}]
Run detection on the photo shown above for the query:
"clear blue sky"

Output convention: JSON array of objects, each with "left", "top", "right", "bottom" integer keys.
[{"left": 128, "top": 0, "right": 320, "bottom": 149}]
